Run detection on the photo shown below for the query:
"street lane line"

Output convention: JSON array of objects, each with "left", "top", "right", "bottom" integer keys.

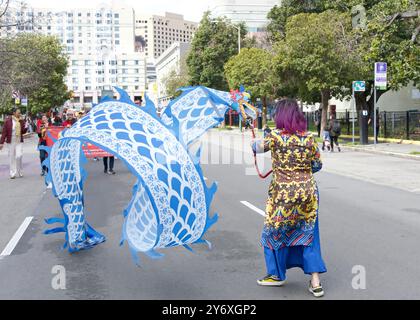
[
  {"left": 0, "top": 217, "right": 33, "bottom": 257},
  {"left": 240, "top": 201, "right": 265, "bottom": 217}
]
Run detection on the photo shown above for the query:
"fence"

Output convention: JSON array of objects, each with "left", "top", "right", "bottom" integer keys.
[{"left": 306, "top": 110, "right": 420, "bottom": 141}]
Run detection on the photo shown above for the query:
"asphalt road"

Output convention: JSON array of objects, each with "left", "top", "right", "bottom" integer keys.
[{"left": 0, "top": 132, "right": 420, "bottom": 299}]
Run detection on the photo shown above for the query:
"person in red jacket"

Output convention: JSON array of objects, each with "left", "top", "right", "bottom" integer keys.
[
  {"left": 37, "top": 114, "right": 50, "bottom": 176},
  {"left": 0, "top": 108, "right": 28, "bottom": 179},
  {"left": 62, "top": 110, "right": 77, "bottom": 128}
]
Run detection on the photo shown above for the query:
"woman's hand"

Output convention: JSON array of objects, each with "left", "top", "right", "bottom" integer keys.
[{"left": 250, "top": 139, "right": 256, "bottom": 149}]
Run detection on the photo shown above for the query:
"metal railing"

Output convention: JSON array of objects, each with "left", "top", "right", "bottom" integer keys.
[{"left": 305, "top": 110, "right": 420, "bottom": 141}]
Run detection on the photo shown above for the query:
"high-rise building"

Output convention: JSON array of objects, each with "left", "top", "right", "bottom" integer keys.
[
  {"left": 0, "top": 2, "right": 147, "bottom": 108},
  {"left": 134, "top": 12, "right": 198, "bottom": 59},
  {"left": 211, "top": 0, "right": 280, "bottom": 33}
]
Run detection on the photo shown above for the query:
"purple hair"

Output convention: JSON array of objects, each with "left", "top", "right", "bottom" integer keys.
[{"left": 274, "top": 99, "right": 307, "bottom": 134}]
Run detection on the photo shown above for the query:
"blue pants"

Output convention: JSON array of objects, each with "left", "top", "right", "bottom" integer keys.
[{"left": 264, "top": 218, "right": 327, "bottom": 281}]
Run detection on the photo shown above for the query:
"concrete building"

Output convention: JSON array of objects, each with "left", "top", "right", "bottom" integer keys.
[
  {"left": 134, "top": 12, "right": 198, "bottom": 59},
  {"left": 155, "top": 42, "right": 191, "bottom": 104},
  {"left": 330, "top": 83, "right": 420, "bottom": 113},
  {"left": 0, "top": 2, "right": 147, "bottom": 108},
  {"left": 211, "top": 0, "right": 280, "bottom": 33}
]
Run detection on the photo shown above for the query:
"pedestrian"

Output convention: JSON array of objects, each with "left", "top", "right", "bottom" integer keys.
[
  {"left": 37, "top": 114, "right": 49, "bottom": 176},
  {"left": 244, "top": 118, "right": 252, "bottom": 130},
  {"left": 103, "top": 156, "right": 115, "bottom": 175},
  {"left": 251, "top": 98, "right": 327, "bottom": 298},
  {"left": 314, "top": 110, "right": 321, "bottom": 138},
  {"left": 62, "top": 110, "right": 77, "bottom": 127},
  {"left": 263, "top": 125, "right": 272, "bottom": 136},
  {"left": 368, "top": 110, "right": 380, "bottom": 143},
  {"left": 0, "top": 108, "right": 29, "bottom": 179},
  {"left": 328, "top": 115, "right": 341, "bottom": 152},
  {"left": 62, "top": 108, "right": 68, "bottom": 122},
  {"left": 321, "top": 122, "right": 331, "bottom": 152},
  {"left": 52, "top": 114, "right": 63, "bottom": 126}
]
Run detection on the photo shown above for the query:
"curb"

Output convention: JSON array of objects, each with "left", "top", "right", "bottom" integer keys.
[
  {"left": 341, "top": 146, "right": 420, "bottom": 162},
  {"left": 339, "top": 135, "right": 420, "bottom": 146}
]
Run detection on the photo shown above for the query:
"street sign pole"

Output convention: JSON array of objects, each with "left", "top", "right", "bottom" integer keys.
[
  {"left": 352, "top": 86, "right": 355, "bottom": 144},
  {"left": 374, "top": 62, "right": 387, "bottom": 146},
  {"left": 374, "top": 87, "right": 377, "bottom": 145},
  {"left": 352, "top": 81, "right": 366, "bottom": 144}
]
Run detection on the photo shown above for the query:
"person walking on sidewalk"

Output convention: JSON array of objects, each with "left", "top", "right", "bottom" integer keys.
[
  {"left": 321, "top": 123, "right": 331, "bottom": 152},
  {"left": 328, "top": 115, "right": 341, "bottom": 152},
  {"left": 103, "top": 156, "right": 116, "bottom": 175},
  {"left": 0, "top": 108, "right": 28, "bottom": 179},
  {"left": 251, "top": 99, "right": 327, "bottom": 298},
  {"left": 368, "top": 110, "right": 380, "bottom": 143}
]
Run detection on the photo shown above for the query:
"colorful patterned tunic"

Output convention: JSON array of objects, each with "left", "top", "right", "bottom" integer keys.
[{"left": 261, "top": 129, "right": 322, "bottom": 250}]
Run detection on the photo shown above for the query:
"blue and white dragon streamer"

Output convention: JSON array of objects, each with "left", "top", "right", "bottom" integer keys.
[{"left": 42, "top": 86, "right": 257, "bottom": 264}]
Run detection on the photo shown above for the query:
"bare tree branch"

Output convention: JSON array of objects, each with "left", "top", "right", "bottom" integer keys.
[
  {"left": 386, "top": 10, "right": 420, "bottom": 26},
  {"left": 0, "top": 0, "right": 10, "bottom": 19}
]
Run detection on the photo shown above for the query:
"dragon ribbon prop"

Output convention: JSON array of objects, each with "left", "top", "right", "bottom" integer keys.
[
  {"left": 41, "top": 86, "right": 260, "bottom": 264},
  {"left": 229, "top": 86, "right": 272, "bottom": 179}
]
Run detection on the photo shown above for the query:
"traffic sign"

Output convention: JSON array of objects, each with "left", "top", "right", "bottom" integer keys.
[
  {"left": 353, "top": 81, "right": 366, "bottom": 92},
  {"left": 375, "top": 62, "right": 387, "bottom": 90}
]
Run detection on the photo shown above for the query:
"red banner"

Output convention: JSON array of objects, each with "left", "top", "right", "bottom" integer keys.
[
  {"left": 46, "top": 126, "right": 112, "bottom": 158},
  {"left": 81, "top": 143, "right": 113, "bottom": 158}
]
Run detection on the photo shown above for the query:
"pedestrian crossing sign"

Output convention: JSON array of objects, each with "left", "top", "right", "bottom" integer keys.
[{"left": 353, "top": 81, "right": 366, "bottom": 92}]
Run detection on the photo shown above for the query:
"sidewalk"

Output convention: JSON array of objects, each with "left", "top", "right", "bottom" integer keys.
[
  {"left": 219, "top": 127, "right": 420, "bottom": 161},
  {"left": 341, "top": 142, "right": 420, "bottom": 161}
]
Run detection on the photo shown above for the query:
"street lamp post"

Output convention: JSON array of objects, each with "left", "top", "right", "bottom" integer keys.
[{"left": 232, "top": 24, "right": 241, "bottom": 54}]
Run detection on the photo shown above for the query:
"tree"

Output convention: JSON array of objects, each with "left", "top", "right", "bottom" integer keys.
[
  {"left": 224, "top": 48, "right": 278, "bottom": 126},
  {"left": 267, "top": 0, "right": 420, "bottom": 143},
  {"left": 346, "top": 0, "right": 419, "bottom": 142},
  {"left": 0, "top": 34, "right": 70, "bottom": 115},
  {"left": 273, "top": 10, "right": 356, "bottom": 133},
  {"left": 161, "top": 56, "right": 190, "bottom": 99},
  {"left": 186, "top": 11, "right": 250, "bottom": 91},
  {"left": 267, "top": 0, "right": 327, "bottom": 43},
  {"left": 0, "top": 0, "right": 34, "bottom": 30}
]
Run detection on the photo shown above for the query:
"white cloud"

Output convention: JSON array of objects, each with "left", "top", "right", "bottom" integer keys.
[{"left": 24, "top": 0, "right": 212, "bottom": 22}]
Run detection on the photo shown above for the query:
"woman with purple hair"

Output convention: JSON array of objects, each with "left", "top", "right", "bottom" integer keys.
[{"left": 252, "top": 98, "right": 327, "bottom": 298}]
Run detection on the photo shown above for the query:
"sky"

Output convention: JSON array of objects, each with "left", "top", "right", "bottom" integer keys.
[{"left": 25, "top": 0, "right": 214, "bottom": 22}]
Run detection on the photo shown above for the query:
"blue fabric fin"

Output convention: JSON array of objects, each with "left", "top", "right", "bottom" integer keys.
[
  {"left": 183, "top": 244, "right": 194, "bottom": 253},
  {"left": 113, "top": 86, "right": 133, "bottom": 104},
  {"left": 145, "top": 249, "right": 164, "bottom": 260},
  {"left": 45, "top": 217, "right": 65, "bottom": 225},
  {"left": 44, "top": 227, "right": 66, "bottom": 235}
]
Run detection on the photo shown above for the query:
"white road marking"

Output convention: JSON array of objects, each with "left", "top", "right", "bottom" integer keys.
[
  {"left": 240, "top": 201, "right": 266, "bottom": 217},
  {"left": 0, "top": 217, "right": 33, "bottom": 257}
]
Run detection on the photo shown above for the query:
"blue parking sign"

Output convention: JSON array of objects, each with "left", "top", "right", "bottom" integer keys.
[{"left": 353, "top": 81, "right": 366, "bottom": 92}]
